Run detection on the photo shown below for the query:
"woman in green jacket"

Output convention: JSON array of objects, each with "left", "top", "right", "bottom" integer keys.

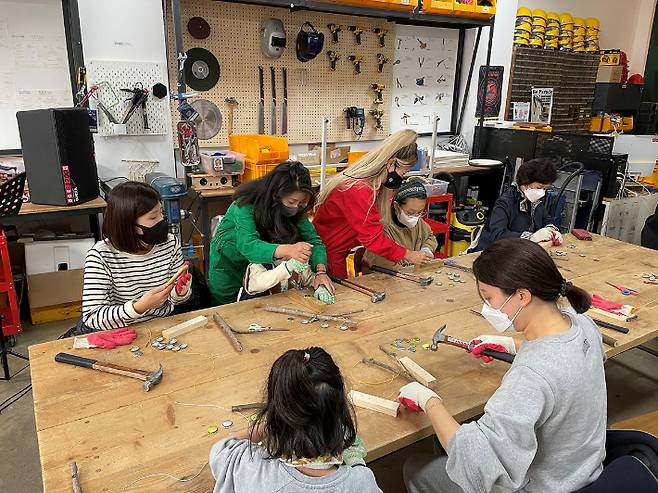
[{"left": 208, "top": 161, "right": 334, "bottom": 306}]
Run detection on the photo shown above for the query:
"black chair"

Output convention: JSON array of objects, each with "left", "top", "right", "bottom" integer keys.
[{"left": 575, "top": 430, "right": 658, "bottom": 492}]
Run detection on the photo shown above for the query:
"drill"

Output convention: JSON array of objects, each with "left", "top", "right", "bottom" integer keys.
[
  {"left": 348, "top": 25, "right": 364, "bottom": 45},
  {"left": 369, "top": 109, "right": 385, "bottom": 130},
  {"left": 373, "top": 27, "right": 387, "bottom": 47},
  {"left": 327, "top": 51, "right": 341, "bottom": 71},
  {"left": 348, "top": 55, "right": 363, "bottom": 74},
  {"left": 371, "top": 83, "right": 385, "bottom": 105},
  {"left": 377, "top": 53, "right": 389, "bottom": 73},
  {"left": 327, "top": 24, "right": 343, "bottom": 44}
]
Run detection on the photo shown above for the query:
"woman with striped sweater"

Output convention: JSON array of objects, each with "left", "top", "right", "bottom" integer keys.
[{"left": 81, "top": 181, "right": 191, "bottom": 331}]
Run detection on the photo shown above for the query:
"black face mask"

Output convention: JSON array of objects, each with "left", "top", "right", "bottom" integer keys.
[
  {"left": 137, "top": 219, "right": 169, "bottom": 245},
  {"left": 383, "top": 169, "right": 404, "bottom": 190},
  {"left": 280, "top": 204, "right": 299, "bottom": 217}
]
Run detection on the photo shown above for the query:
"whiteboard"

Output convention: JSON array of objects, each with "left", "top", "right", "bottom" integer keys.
[
  {"left": 390, "top": 24, "right": 459, "bottom": 135},
  {"left": 0, "top": 0, "right": 73, "bottom": 150}
]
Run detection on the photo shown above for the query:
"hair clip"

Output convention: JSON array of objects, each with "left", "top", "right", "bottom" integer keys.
[{"left": 303, "top": 352, "right": 310, "bottom": 364}]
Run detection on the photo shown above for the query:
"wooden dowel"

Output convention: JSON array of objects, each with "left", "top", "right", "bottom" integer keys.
[
  {"left": 231, "top": 402, "right": 265, "bottom": 412},
  {"left": 601, "top": 332, "right": 619, "bottom": 347},
  {"left": 212, "top": 313, "right": 243, "bottom": 352},
  {"left": 264, "top": 306, "right": 357, "bottom": 326},
  {"left": 70, "top": 462, "right": 82, "bottom": 493}
]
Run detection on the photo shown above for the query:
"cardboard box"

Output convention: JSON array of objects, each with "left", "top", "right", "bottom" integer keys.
[
  {"left": 28, "top": 269, "right": 83, "bottom": 309},
  {"left": 597, "top": 65, "right": 623, "bottom": 83},
  {"left": 297, "top": 150, "right": 321, "bottom": 166},
  {"left": 309, "top": 144, "right": 351, "bottom": 164}
]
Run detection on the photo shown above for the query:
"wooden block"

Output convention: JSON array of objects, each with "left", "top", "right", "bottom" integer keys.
[
  {"left": 286, "top": 289, "right": 327, "bottom": 313},
  {"left": 348, "top": 390, "right": 399, "bottom": 417},
  {"left": 161, "top": 315, "right": 208, "bottom": 339},
  {"left": 588, "top": 307, "right": 634, "bottom": 323},
  {"left": 398, "top": 357, "right": 437, "bottom": 388},
  {"left": 164, "top": 264, "right": 189, "bottom": 287}
]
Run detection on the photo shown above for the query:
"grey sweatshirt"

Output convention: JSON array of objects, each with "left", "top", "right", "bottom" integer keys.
[
  {"left": 210, "top": 438, "right": 383, "bottom": 493},
  {"left": 446, "top": 308, "right": 607, "bottom": 492}
]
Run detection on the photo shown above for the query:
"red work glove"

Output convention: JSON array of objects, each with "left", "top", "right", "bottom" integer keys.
[
  {"left": 591, "top": 294, "right": 623, "bottom": 311},
  {"left": 87, "top": 328, "right": 137, "bottom": 349},
  {"left": 175, "top": 270, "right": 192, "bottom": 296},
  {"left": 469, "top": 336, "right": 516, "bottom": 364}
]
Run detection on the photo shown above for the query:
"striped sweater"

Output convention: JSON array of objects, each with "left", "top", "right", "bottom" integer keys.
[{"left": 82, "top": 234, "right": 191, "bottom": 330}]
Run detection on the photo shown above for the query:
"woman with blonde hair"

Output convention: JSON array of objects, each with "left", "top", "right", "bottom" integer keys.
[{"left": 314, "top": 129, "right": 433, "bottom": 278}]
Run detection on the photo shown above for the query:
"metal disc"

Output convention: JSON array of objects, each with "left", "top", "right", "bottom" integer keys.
[
  {"left": 187, "top": 16, "right": 210, "bottom": 39},
  {"left": 184, "top": 48, "right": 220, "bottom": 91},
  {"left": 191, "top": 99, "right": 222, "bottom": 140}
]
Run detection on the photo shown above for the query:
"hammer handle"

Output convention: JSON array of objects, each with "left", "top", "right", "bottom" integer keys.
[
  {"left": 55, "top": 353, "right": 148, "bottom": 380},
  {"left": 481, "top": 348, "right": 515, "bottom": 364}
]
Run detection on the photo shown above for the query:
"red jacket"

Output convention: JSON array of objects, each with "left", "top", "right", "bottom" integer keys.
[{"left": 313, "top": 181, "right": 407, "bottom": 278}]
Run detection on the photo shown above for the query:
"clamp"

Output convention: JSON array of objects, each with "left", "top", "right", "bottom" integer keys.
[{"left": 348, "top": 55, "right": 363, "bottom": 74}]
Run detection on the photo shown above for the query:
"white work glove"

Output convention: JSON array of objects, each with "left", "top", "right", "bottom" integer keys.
[
  {"left": 245, "top": 262, "right": 291, "bottom": 294},
  {"left": 530, "top": 227, "right": 554, "bottom": 243},
  {"left": 469, "top": 335, "right": 516, "bottom": 364},
  {"left": 397, "top": 382, "right": 441, "bottom": 412},
  {"left": 421, "top": 247, "right": 435, "bottom": 257}
]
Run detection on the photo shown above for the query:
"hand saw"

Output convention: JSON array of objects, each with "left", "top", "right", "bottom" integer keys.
[
  {"left": 281, "top": 67, "right": 288, "bottom": 135},
  {"left": 270, "top": 66, "right": 276, "bottom": 135},
  {"left": 257, "top": 66, "right": 264, "bottom": 134}
]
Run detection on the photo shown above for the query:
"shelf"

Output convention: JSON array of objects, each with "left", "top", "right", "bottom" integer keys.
[{"left": 220, "top": 0, "right": 493, "bottom": 28}]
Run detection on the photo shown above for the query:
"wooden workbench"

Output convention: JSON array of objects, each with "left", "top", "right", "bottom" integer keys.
[{"left": 28, "top": 234, "right": 658, "bottom": 491}]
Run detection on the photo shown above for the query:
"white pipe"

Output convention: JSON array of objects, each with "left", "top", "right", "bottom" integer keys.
[
  {"left": 320, "top": 117, "right": 329, "bottom": 190},
  {"left": 429, "top": 113, "right": 439, "bottom": 178}
]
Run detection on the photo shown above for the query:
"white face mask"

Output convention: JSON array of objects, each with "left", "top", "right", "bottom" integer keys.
[
  {"left": 480, "top": 293, "right": 523, "bottom": 333},
  {"left": 396, "top": 208, "right": 420, "bottom": 228},
  {"left": 523, "top": 187, "right": 546, "bottom": 203}
]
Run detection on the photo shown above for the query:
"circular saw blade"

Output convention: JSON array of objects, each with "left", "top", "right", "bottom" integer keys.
[
  {"left": 187, "top": 16, "right": 210, "bottom": 39},
  {"left": 184, "top": 48, "right": 220, "bottom": 91},
  {"left": 191, "top": 99, "right": 222, "bottom": 140}
]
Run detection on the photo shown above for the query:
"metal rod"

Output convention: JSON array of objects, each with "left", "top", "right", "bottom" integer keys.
[
  {"left": 231, "top": 402, "right": 265, "bottom": 412},
  {"left": 429, "top": 113, "right": 439, "bottom": 178},
  {"left": 320, "top": 117, "right": 329, "bottom": 190},
  {"left": 456, "top": 26, "right": 482, "bottom": 135},
  {"left": 170, "top": 0, "right": 186, "bottom": 93},
  {"left": 362, "top": 357, "right": 414, "bottom": 382},
  {"left": 592, "top": 318, "right": 629, "bottom": 334}
]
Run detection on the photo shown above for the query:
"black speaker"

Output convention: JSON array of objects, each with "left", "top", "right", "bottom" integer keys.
[{"left": 16, "top": 108, "right": 99, "bottom": 206}]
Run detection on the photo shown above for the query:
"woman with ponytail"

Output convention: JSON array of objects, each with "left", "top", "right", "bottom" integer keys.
[
  {"left": 400, "top": 238, "right": 606, "bottom": 493},
  {"left": 209, "top": 347, "right": 382, "bottom": 492}
]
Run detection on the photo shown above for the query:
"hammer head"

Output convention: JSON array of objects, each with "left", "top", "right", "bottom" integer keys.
[
  {"left": 143, "top": 364, "right": 163, "bottom": 392},
  {"left": 430, "top": 325, "right": 447, "bottom": 351},
  {"left": 371, "top": 291, "right": 386, "bottom": 303},
  {"left": 419, "top": 276, "right": 433, "bottom": 287}
]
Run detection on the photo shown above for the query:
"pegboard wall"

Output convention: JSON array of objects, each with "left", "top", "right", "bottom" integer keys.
[
  {"left": 165, "top": 0, "right": 396, "bottom": 146},
  {"left": 86, "top": 60, "right": 170, "bottom": 136}
]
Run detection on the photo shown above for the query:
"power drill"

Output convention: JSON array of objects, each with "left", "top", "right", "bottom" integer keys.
[
  {"left": 348, "top": 25, "right": 364, "bottom": 45},
  {"left": 348, "top": 55, "right": 363, "bottom": 74},
  {"left": 327, "top": 50, "right": 341, "bottom": 71},
  {"left": 373, "top": 27, "right": 387, "bottom": 47},
  {"left": 377, "top": 53, "right": 389, "bottom": 73},
  {"left": 371, "top": 83, "right": 385, "bottom": 105},
  {"left": 369, "top": 109, "right": 385, "bottom": 130},
  {"left": 327, "top": 23, "right": 343, "bottom": 43}
]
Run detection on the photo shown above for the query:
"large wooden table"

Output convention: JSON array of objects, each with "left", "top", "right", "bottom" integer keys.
[{"left": 29, "top": 234, "right": 658, "bottom": 491}]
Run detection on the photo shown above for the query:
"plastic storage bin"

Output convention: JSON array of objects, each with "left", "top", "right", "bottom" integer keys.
[
  {"left": 453, "top": 0, "right": 475, "bottom": 14},
  {"left": 474, "top": 0, "right": 495, "bottom": 16},
  {"left": 423, "top": 0, "right": 453, "bottom": 15},
  {"left": 242, "top": 162, "right": 280, "bottom": 182},
  {"left": 228, "top": 134, "right": 289, "bottom": 165},
  {"left": 424, "top": 179, "right": 449, "bottom": 197}
]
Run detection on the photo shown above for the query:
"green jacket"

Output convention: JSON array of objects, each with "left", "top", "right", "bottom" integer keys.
[{"left": 208, "top": 201, "right": 328, "bottom": 305}]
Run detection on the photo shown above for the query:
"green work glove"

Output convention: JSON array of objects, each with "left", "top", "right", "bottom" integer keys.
[
  {"left": 314, "top": 285, "right": 335, "bottom": 304},
  {"left": 343, "top": 436, "right": 367, "bottom": 466},
  {"left": 285, "top": 258, "right": 308, "bottom": 274}
]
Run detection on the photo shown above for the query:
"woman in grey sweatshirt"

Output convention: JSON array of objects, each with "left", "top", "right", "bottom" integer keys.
[
  {"left": 401, "top": 238, "right": 606, "bottom": 493},
  {"left": 209, "top": 347, "right": 382, "bottom": 493}
]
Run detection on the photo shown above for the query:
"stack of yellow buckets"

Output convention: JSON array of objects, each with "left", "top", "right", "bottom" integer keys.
[
  {"left": 558, "top": 13, "right": 573, "bottom": 51},
  {"left": 530, "top": 9, "right": 546, "bottom": 48},
  {"left": 544, "top": 12, "right": 559, "bottom": 49},
  {"left": 573, "top": 18, "right": 586, "bottom": 52},
  {"left": 585, "top": 18, "right": 600, "bottom": 52},
  {"left": 514, "top": 7, "right": 532, "bottom": 46}
]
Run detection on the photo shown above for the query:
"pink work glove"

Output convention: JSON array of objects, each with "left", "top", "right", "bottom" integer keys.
[
  {"left": 174, "top": 262, "right": 192, "bottom": 296},
  {"left": 591, "top": 294, "right": 623, "bottom": 311},
  {"left": 469, "top": 335, "right": 516, "bottom": 364},
  {"left": 87, "top": 328, "right": 137, "bottom": 349}
]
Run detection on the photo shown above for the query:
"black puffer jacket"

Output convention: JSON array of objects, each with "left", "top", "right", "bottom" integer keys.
[
  {"left": 641, "top": 204, "right": 658, "bottom": 250},
  {"left": 473, "top": 186, "right": 553, "bottom": 252}
]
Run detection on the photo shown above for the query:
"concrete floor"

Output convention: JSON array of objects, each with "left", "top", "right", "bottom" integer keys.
[{"left": 1, "top": 321, "right": 657, "bottom": 493}]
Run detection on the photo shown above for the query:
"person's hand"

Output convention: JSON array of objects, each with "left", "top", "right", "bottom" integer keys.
[
  {"left": 175, "top": 268, "right": 192, "bottom": 296},
  {"left": 343, "top": 436, "right": 367, "bottom": 466},
  {"left": 133, "top": 285, "right": 171, "bottom": 314},
  {"left": 276, "top": 242, "right": 312, "bottom": 263},
  {"left": 312, "top": 270, "right": 335, "bottom": 295},
  {"left": 551, "top": 230, "right": 563, "bottom": 246},
  {"left": 530, "top": 227, "right": 554, "bottom": 243},
  {"left": 87, "top": 328, "right": 137, "bottom": 349},
  {"left": 469, "top": 335, "right": 517, "bottom": 363},
  {"left": 397, "top": 382, "right": 441, "bottom": 412},
  {"left": 403, "top": 249, "right": 433, "bottom": 266},
  {"left": 421, "top": 246, "right": 435, "bottom": 257},
  {"left": 314, "top": 285, "right": 335, "bottom": 304}
]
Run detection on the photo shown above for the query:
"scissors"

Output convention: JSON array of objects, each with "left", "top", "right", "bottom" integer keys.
[
  {"left": 605, "top": 282, "right": 639, "bottom": 296},
  {"left": 248, "top": 323, "right": 289, "bottom": 332}
]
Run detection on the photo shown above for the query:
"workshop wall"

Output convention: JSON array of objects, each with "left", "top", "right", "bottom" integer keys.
[{"left": 77, "top": 0, "right": 176, "bottom": 179}]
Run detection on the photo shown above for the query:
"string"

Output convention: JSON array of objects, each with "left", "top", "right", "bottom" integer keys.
[
  {"left": 122, "top": 461, "right": 209, "bottom": 490},
  {"left": 173, "top": 400, "right": 253, "bottom": 425},
  {"left": 350, "top": 359, "right": 402, "bottom": 386}
]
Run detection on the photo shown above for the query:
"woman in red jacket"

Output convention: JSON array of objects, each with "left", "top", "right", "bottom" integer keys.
[{"left": 314, "top": 129, "right": 433, "bottom": 278}]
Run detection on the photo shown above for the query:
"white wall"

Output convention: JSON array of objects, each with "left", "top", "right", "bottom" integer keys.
[{"left": 77, "top": 0, "right": 175, "bottom": 180}]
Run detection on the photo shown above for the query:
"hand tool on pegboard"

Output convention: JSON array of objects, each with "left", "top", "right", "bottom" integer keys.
[
  {"left": 369, "top": 109, "right": 384, "bottom": 130},
  {"left": 348, "top": 25, "right": 363, "bottom": 45},
  {"left": 371, "top": 83, "right": 385, "bottom": 104},
  {"left": 54, "top": 353, "right": 164, "bottom": 391},
  {"left": 373, "top": 28, "right": 387, "bottom": 47},
  {"left": 281, "top": 68, "right": 288, "bottom": 135},
  {"left": 348, "top": 55, "right": 363, "bottom": 74},
  {"left": 327, "top": 50, "right": 341, "bottom": 71},
  {"left": 327, "top": 23, "right": 343, "bottom": 43},
  {"left": 329, "top": 274, "right": 385, "bottom": 303},
  {"left": 430, "top": 325, "right": 515, "bottom": 363},
  {"left": 270, "top": 66, "right": 277, "bottom": 135},
  {"left": 257, "top": 66, "right": 265, "bottom": 134},
  {"left": 121, "top": 84, "right": 149, "bottom": 128},
  {"left": 377, "top": 53, "right": 389, "bottom": 73},
  {"left": 370, "top": 265, "right": 433, "bottom": 286},
  {"left": 224, "top": 97, "right": 239, "bottom": 135}
]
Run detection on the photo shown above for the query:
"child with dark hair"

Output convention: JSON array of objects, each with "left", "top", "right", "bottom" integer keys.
[
  {"left": 401, "top": 238, "right": 605, "bottom": 493},
  {"left": 81, "top": 181, "right": 191, "bottom": 331},
  {"left": 208, "top": 161, "right": 334, "bottom": 305},
  {"left": 209, "top": 347, "right": 382, "bottom": 493},
  {"left": 363, "top": 179, "right": 438, "bottom": 269},
  {"left": 472, "top": 158, "right": 561, "bottom": 252}
]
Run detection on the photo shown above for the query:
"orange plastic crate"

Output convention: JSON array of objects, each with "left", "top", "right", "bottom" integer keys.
[
  {"left": 453, "top": 0, "right": 475, "bottom": 14},
  {"left": 241, "top": 161, "right": 280, "bottom": 182},
  {"left": 361, "top": 0, "right": 416, "bottom": 10},
  {"left": 423, "top": 0, "right": 453, "bottom": 15},
  {"left": 474, "top": 0, "right": 495, "bottom": 15},
  {"left": 228, "top": 134, "right": 289, "bottom": 165}
]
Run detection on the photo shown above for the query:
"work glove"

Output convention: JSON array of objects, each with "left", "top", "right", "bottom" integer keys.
[
  {"left": 530, "top": 227, "right": 555, "bottom": 243},
  {"left": 314, "top": 285, "right": 335, "bottom": 304},
  {"left": 397, "top": 382, "right": 441, "bottom": 412},
  {"left": 469, "top": 335, "right": 516, "bottom": 364},
  {"left": 86, "top": 328, "right": 137, "bottom": 349},
  {"left": 174, "top": 268, "right": 192, "bottom": 296},
  {"left": 343, "top": 435, "right": 368, "bottom": 466},
  {"left": 421, "top": 246, "right": 435, "bottom": 257},
  {"left": 286, "top": 258, "right": 309, "bottom": 274}
]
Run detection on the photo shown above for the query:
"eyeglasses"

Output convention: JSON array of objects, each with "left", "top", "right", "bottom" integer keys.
[{"left": 402, "top": 209, "right": 427, "bottom": 218}]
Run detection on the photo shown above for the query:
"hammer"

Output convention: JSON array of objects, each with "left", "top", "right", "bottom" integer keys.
[
  {"left": 430, "top": 325, "right": 515, "bottom": 363},
  {"left": 55, "top": 353, "right": 163, "bottom": 391},
  {"left": 224, "top": 97, "right": 239, "bottom": 135},
  {"left": 370, "top": 265, "right": 433, "bottom": 286}
]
